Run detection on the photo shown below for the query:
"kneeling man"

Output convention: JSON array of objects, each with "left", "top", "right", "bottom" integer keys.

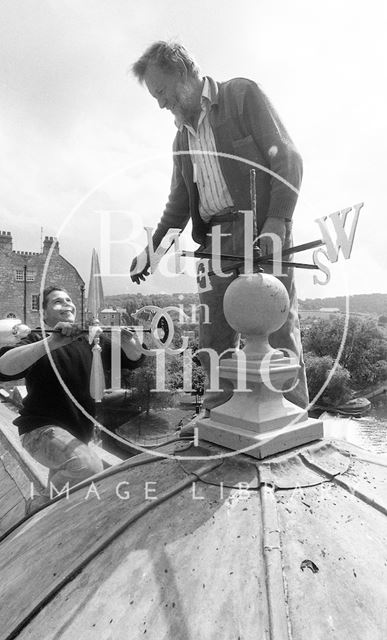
[{"left": 0, "top": 286, "right": 143, "bottom": 513}]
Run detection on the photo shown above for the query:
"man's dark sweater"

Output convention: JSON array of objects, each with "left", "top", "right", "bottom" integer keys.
[
  {"left": 152, "top": 76, "right": 303, "bottom": 249},
  {"left": 0, "top": 332, "right": 142, "bottom": 443}
]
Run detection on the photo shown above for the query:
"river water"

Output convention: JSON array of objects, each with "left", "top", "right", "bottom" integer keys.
[{"left": 322, "top": 393, "right": 387, "bottom": 454}]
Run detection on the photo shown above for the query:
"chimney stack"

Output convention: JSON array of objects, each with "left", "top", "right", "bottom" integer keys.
[
  {"left": 42, "top": 236, "right": 59, "bottom": 254},
  {"left": 0, "top": 231, "right": 13, "bottom": 252}
]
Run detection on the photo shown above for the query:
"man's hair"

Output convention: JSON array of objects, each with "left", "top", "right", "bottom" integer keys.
[
  {"left": 132, "top": 41, "right": 200, "bottom": 83},
  {"left": 40, "top": 286, "right": 70, "bottom": 310}
]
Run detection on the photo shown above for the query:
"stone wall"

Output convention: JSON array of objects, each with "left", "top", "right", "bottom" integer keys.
[{"left": 0, "top": 231, "right": 85, "bottom": 327}]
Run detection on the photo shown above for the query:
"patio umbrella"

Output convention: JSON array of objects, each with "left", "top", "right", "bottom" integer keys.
[
  {"left": 86, "top": 248, "right": 104, "bottom": 322},
  {"left": 86, "top": 249, "right": 105, "bottom": 441}
]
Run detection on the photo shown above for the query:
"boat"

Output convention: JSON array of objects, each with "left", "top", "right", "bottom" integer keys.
[
  {"left": 336, "top": 396, "right": 371, "bottom": 416},
  {"left": 312, "top": 396, "right": 371, "bottom": 417}
]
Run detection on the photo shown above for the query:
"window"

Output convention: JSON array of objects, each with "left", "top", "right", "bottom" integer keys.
[
  {"left": 31, "top": 295, "right": 39, "bottom": 311},
  {"left": 6, "top": 313, "right": 16, "bottom": 318},
  {"left": 15, "top": 270, "right": 35, "bottom": 282}
]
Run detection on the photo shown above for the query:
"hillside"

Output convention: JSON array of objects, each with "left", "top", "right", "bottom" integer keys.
[
  {"left": 105, "top": 292, "right": 200, "bottom": 320},
  {"left": 105, "top": 292, "right": 387, "bottom": 318},
  {"left": 298, "top": 293, "right": 387, "bottom": 316}
]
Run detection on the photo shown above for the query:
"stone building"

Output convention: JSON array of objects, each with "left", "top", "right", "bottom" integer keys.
[
  {"left": 99, "top": 307, "right": 125, "bottom": 326},
  {"left": 0, "top": 230, "right": 85, "bottom": 327}
]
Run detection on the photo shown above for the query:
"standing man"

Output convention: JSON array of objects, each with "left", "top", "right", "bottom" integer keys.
[
  {"left": 0, "top": 286, "right": 143, "bottom": 512},
  {"left": 130, "top": 41, "right": 308, "bottom": 420}
]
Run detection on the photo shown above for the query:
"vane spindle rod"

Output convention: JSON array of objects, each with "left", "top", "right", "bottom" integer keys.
[
  {"left": 29, "top": 327, "right": 152, "bottom": 335},
  {"left": 250, "top": 168, "right": 257, "bottom": 238}
]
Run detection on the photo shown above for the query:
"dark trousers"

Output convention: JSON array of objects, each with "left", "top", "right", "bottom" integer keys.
[{"left": 196, "top": 213, "right": 309, "bottom": 411}]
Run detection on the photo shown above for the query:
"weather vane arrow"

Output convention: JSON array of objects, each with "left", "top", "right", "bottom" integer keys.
[{"left": 181, "top": 237, "right": 324, "bottom": 277}]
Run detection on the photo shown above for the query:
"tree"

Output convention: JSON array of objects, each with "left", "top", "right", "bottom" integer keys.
[
  {"left": 304, "top": 353, "right": 352, "bottom": 406},
  {"left": 125, "top": 354, "right": 176, "bottom": 416},
  {"left": 303, "top": 316, "right": 387, "bottom": 388},
  {"left": 167, "top": 354, "right": 206, "bottom": 396}
]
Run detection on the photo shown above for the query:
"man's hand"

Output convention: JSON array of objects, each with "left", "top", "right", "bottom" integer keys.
[
  {"left": 0, "top": 319, "right": 30, "bottom": 346},
  {"left": 121, "top": 328, "right": 143, "bottom": 361},
  {"left": 130, "top": 247, "right": 151, "bottom": 284},
  {"left": 259, "top": 217, "right": 287, "bottom": 256},
  {"left": 48, "top": 322, "right": 82, "bottom": 347},
  {"left": 0, "top": 322, "right": 82, "bottom": 377}
]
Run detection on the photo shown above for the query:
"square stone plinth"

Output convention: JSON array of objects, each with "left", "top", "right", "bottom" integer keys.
[{"left": 197, "top": 416, "right": 324, "bottom": 460}]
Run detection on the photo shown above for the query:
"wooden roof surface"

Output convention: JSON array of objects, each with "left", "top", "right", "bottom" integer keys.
[
  {"left": 0, "top": 439, "right": 386, "bottom": 640},
  {"left": 0, "top": 404, "right": 45, "bottom": 535}
]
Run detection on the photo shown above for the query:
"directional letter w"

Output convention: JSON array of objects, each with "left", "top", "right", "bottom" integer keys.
[{"left": 315, "top": 202, "right": 363, "bottom": 263}]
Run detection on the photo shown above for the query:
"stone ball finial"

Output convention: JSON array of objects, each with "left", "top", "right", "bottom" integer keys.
[{"left": 223, "top": 273, "right": 289, "bottom": 337}]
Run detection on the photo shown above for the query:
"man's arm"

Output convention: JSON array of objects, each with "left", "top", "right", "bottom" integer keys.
[
  {"left": 151, "top": 151, "right": 191, "bottom": 249},
  {"left": 0, "top": 323, "right": 82, "bottom": 377},
  {"left": 241, "top": 79, "right": 303, "bottom": 220},
  {"left": 130, "top": 139, "right": 190, "bottom": 284},
  {"left": 237, "top": 79, "right": 302, "bottom": 254}
]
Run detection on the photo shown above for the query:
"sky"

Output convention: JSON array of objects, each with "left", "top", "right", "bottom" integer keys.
[{"left": 1, "top": 0, "right": 386, "bottom": 301}]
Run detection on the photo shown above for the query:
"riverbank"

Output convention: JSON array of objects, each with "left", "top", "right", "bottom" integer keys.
[
  {"left": 322, "top": 394, "right": 387, "bottom": 454},
  {"left": 354, "top": 383, "right": 387, "bottom": 400}
]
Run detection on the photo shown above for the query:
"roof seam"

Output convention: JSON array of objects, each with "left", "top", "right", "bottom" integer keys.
[
  {"left": 258, "top": 465, "right": 292, "bottom": 640},
  {"left": 4, "top": 459, "right": 222, "bottom": 640}
]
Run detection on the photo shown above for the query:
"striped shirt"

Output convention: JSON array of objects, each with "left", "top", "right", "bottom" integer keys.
[{"left": 178, "top": 78, "right": 234, "bottom": 222}]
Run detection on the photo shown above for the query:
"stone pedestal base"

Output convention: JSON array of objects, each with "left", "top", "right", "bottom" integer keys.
[
  {"left": 197, "top": 415, "right": 324, "bottom": 460},
  {"left": 196, "top": 272, "right": 325, "bottom": 460}
]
